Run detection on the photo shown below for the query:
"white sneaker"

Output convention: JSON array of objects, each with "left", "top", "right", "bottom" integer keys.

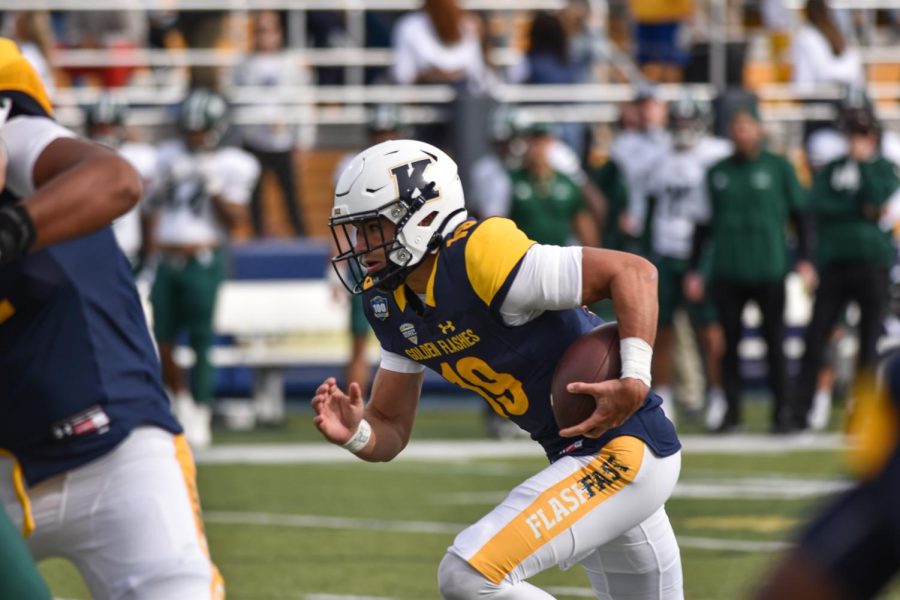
[
  {"left": 173, "top": 393, "right": 212, "bottom": 449},
  {"left": 808, "top": 389, "right": 832, "bottom": 431},
  {"left": 705, "top": 388, "right": 728, "bottom": 431},
  {"left": 189, "top": 403, "right": 212, "bottom": 449}
]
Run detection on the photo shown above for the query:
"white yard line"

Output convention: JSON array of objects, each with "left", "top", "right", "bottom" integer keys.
[
  {"left": 546, "top": 587, "right": 597, "bottom": 597},
  {"left": 677, "top": 536, "right": 790, "bottom": 552},
  {"left": 305, "top": 595, "right": 397, "bottom": 600},
  {"left": 430, "top": 476, "right": 852, "bottom": 505},
  {"left": 196, "top": 433, "right": 845, "bottom": 465},
  {"left": 205, "top": 510, "right": 463, "bottom": 534},
  {"left": 203, "top": 510, "right": 792, "bottom": 553}
]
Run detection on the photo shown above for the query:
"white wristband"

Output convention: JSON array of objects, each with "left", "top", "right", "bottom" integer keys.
[
  {"left": 341, "top": 419, "right": 372, "bottom": 454},
  {"left": 620, "top": 337, "right": 653, "bottom": 388}
]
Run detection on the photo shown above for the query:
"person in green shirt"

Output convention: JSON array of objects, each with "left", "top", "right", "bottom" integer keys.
[
  {"left": 794, "top": 107, "right": 900, "bottom": 428},
  {"left": 685, "top": 105, "right": 815, "bottom": 433},
  {"left": 590, "top": 158, "right": 631, "bottom": 252},
  {"left": 508, "top": 126, "right": 598, "bottom": 247}
]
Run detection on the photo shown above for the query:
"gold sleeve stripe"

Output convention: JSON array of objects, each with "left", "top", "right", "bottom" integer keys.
[
  {"left": 467, "top": 436, "right": 644, "bottom": 584},
  {"left": 464, "top": 218, "right": 535, "bottom": 307},
  {"left": 0, "top": 38, "right": 53, "bottom": 116}
]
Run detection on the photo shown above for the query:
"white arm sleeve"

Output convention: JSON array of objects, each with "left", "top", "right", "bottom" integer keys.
[
  {"left": 380, "top": 348, "right": 426, "bottom": 374},
  {"left": 1, "top": 116, "right": 75, "bottom": 197},
  {"left": 500, "top": 244, "right": 583, "bottom": 326}
]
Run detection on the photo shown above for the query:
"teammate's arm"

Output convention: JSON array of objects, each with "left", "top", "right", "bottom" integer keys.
[
  {"left": 26, "top": 137, "right": 141, "bottom": 252},
  {"left": 312, "top": 368, "right": 424, "bottom": 462}
]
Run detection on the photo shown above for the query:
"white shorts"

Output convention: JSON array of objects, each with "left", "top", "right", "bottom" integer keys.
[
  {"left": 0, "top": 426, "right": 224, "bottom": 600},
  {"left": 449, "top": 436, "right": 683, "bottom": 599}
]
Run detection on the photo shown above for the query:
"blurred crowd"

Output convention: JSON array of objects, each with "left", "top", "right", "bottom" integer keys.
[{"left": 1, "top": 0, "right": 900, "bottom": 438}]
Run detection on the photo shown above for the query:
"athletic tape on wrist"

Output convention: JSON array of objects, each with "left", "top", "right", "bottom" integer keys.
[
  {"left": 341, "top": 419, "right": 372, "bottom": 454},
  {"left": 620, "top": 337, "right": 653, "bottom": 388}
]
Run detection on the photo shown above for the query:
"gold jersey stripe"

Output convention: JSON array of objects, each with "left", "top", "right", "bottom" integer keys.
[
  {"left": 424, "top": 250, "right": 440, "bottom": 307},
  {"left": 0, "top": 38, "right": 53, "bottom": 116},
  {"left": 464, "top": 218, "right": 535, "bottom": 307},
  {"left": 467, "top": 436, "right": 645, "bottom": 584},
  {"left": 392, "top": 286, "right": 407, "bottom": 312}
]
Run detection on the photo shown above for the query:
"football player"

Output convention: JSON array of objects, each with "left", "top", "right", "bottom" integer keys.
[
  {"left": 148, "top": 88, "right": 260, "bottom": 445},
  {"left": 331, "top": 103, "right": 405, "bottom": 396},
  {"left": 645, "top": 97, "right": 732, "bottom": 428},
  {"left": 0, "top": 87, "right": 52, "bottom": 600},
  {"left": 0, "top": 38, "right": 222, "bottom": 599},
  {"left": 83, "top": 93, "right": 159, "bottom": 270},
  {"left": 757, "top": 355, "right": 900, "bottom": 600},
  {"left": 314, "top": 140, "right": 682, "bottom": 599}
]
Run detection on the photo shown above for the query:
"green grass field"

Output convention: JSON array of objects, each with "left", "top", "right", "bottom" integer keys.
[{"left": 39, "top": 401, "right": 898, "bottom": 600}]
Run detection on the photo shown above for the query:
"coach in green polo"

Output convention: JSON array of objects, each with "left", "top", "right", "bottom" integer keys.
[
  {"left": 685, "top": 104, "right": 814, "bottom": 433},
  {"left": 794, "top": 107, "right": 900, "bottom": 428}
]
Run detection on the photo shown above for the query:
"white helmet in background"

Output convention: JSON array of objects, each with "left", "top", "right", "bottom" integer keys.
[{"left": 330, "top": 139, "right": 467, "bottom": 294}]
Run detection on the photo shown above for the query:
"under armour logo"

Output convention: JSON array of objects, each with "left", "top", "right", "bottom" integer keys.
[
  {"left": 438, "top": 321, "right": 456, "bottom": 334},
  {"left": 391, "top": 158, "right": 440, "bottom": 205}
]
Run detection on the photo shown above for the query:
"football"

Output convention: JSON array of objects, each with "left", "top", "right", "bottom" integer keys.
[{"left": 550, "top": 322, "right": 621, "bottom": 430}]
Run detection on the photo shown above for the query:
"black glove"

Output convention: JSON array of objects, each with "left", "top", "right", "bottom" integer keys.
[{"left": 0, "top": 204, "right": 36, "bottom": 264}]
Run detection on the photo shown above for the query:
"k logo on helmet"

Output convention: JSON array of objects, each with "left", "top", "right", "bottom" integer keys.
[{"left": 391, "top": 159, "right": 440, "bottom": 204}]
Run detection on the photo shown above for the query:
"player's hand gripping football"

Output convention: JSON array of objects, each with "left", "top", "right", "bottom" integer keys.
[
  {"left": 312, "top": 377, "right": 364, "bottom": 445},
  {"left": 559, "top": 378, "right": 648, "bottom": 438}
]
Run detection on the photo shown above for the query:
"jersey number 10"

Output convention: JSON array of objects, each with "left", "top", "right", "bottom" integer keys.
[{"left": 440, "top": 357, "right": 529, "bottom": 417}]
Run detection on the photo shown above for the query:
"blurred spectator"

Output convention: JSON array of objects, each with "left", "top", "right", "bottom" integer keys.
[
  {"left": 685, "top": 104, "right": 814, "bottom": 433},
  {"left": 794, "top": 107, "right": 900, "bottom": 431},
  {"left": 58, "top": 11, "right": 146, "bottom": 88},
  {"left": 83, "top": 93, "right": 159, "bottom": 272},
  {"left": 610, "top": 89, "right": 672, "bottom": 246},
  {"left": 468, "top": 105, "right": 516, "bottom": 219},
  {"left": 307, "top": 11, "right": 349, "bottom": 86},
  {"left": 518, "top": 12, "right": 580, "bottom": 85},
  {"left": 589, "top": 157, "right": 629, "bottom": 252},
  {"left": 147, "top": 89, "right": 260, "bottom": 448},
  {"left": 628, "top": 0, "right": 694, "bottom": 82},
  {"left": 792, "top": 0, "right": 865, "bottom": 90},
  {"left": 392, "top": 0, "right": 489, "bottom": 89},
  {"left": 392, "top": 0, "right": 490, "bottom": 150},
  {"left": 233, "top": 11, "right": 308, "bottom": 237},
  {"left": 6, "top": 12, "right": 56, "bottom": 98},
  {"left": 761, "top": 0, "right": 795, "bottom": 83},
  {"left": 508, "top": 124, "right": 598, "bottom": 247},
  {"left": 517, "top": 11, "right": 587, "bottom": 158},
  {"left": 645, "top": 97, "right": 731, "bottom": 427},
  {"left": 177, "top": 11, "right": 227, "bottom": 89}
]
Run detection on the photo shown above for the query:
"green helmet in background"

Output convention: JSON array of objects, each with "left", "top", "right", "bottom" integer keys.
[{"left": 178, "top": 88, "right": 229, "bottom": 149}]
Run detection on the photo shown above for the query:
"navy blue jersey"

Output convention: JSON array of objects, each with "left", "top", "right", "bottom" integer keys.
[
  {"left": 0, "top": 52, "right": 180, "bottom": 485},
  {"left": 364, "top": 217, "right": 679, "bottom": 462},
  {"left": 0, "top": 225, "right": 182, "bottom": 486}
]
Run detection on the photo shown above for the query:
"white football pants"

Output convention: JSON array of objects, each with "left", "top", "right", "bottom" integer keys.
[
  {"left": 441, "top": 435, "right": 683, "bottom": 599},
  {"left": 0, "top": 426, "right": 223, "bottom": 600}
]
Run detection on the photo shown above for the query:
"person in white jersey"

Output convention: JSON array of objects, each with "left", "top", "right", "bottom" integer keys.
[
  {"left": 83, "top": 93, "right": 158, "bottom": 271},
  {"left": 644, "top": 97, "right": 732, "bottom": 429},
  {"left": 148, "top": 88, "right": 260, "bottom": 448}
]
